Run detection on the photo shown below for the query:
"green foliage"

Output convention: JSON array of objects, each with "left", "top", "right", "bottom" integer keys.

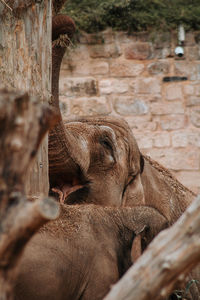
[{"left": 63, "top": 0, "right": 200, "bottom": 33}]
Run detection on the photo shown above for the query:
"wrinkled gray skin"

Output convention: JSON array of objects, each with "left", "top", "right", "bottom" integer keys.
[{"left": 14, "top": 205, "right": 168, "bottom": 300}]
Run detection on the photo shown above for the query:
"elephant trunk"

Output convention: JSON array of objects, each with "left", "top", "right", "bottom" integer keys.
[
  {"left": 50, "top": 14, "right": 75, "bottom": 112},
  {"left": 51, "top": 46, "right": 65, "bottom": 114},
  {"left": 49, "top": 15, "right": 90, "bottom": 203},
  {"left": 49, "top": 15, "right": 78, "bottom": 187}
]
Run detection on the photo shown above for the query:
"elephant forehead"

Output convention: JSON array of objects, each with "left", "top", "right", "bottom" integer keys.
[
  {"left": 66, "top": 121, "right": 89, "bottom": 131},
  {"left": 67, "top": 122, "right": 119, "bottom": 140}
]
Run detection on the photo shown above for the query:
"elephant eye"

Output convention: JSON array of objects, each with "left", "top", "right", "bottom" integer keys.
[
  {"left": 100, "top": 138, "right": 113, "bottom": 151},
  {"left": 128, "top": 173, "right": 137, "bottom": 185},
  {"left": 99, "top": 136, "right": 116, "bottom": 166}
]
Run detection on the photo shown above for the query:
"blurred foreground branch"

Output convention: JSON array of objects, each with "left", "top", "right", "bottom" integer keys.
[{"left": 0, "top": 89, "right": 60, "bottom": 300}]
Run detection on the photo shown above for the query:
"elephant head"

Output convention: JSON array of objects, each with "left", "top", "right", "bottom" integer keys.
[{"left": 50, "top": 115, "right": 145, "bottom": 207}]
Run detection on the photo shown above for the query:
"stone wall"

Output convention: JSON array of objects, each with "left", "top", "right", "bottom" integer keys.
[{"left": 59, "top": 29, "right": 200, "bottom": 194}]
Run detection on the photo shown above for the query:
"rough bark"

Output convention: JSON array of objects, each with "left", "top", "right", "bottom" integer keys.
[
  {"left": 0, "top": 1, "right": 35, "bottom": 11},
  {"left": 0, "top": 0, "right": 52, "bottom": 198},
  {"left": 0, "top": 89, "right": 60, "bottom": 300},
  {"left": 104, "top": 194, "right": 200, "bottom": 300}
]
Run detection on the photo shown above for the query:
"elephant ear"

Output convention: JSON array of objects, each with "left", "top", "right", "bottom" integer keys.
[
  {"left": 124, "top": 206, "right": 169, "bottom": 263},
  {"left": 122, "top": 154, "right": 145, "bottom": 207},
  {"left": 131, "top": 229, "right": 145, "bottom": 263}
]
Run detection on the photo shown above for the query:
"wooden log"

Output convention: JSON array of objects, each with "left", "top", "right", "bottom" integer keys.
[
  {"left": 0, "top": 196, "right": 60, "bottom": 300},
  {"left": 0, "top": 90, "right": 58, "bottom": 200},
  {"left": 104, "top": 194, "right": 200, "bottom": 300},
  {"left": 0, "top": 90, "right": 60, "bottom": 300},
  {"left": 0, "top": 195, "right": 60, "bottom": 268}
]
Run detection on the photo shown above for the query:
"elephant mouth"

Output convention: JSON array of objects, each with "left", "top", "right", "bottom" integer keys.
[{"left": 49, "top": 168, "right": 90, "bottom": 204}]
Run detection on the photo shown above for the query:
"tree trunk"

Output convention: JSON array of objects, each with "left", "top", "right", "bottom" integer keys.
[
  {"left": 0, "top": 0, "right": 52, "bottom": 198},
  {"left": 0, "top": 2, "right": 59, "bottom": 299},
  {"left": 104, "top": 194, "right": 200, "bottom": 300},
  {"left": 0, "top": 89, "right": 60, "bottom": 300}
]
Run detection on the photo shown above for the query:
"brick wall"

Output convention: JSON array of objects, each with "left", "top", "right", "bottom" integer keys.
[{"left": 59, "top": 29, "right": 200, "bottom": 194}]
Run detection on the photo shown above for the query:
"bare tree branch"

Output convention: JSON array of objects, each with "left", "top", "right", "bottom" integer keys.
[
  {"left": 0, "top": 0, "right": 12, "bottom": 11},
  {"left": 0, "top": 89, "right": 60, "bottom": 300},
  {"left": 0, "top": 195, "right": 60, "bottom": 265}
]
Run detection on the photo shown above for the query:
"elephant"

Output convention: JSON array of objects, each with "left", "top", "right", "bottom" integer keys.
[
  {"left": 47, "top": 14, "right": 199, "bottom": 299},
  {"left": 49, "top": 113, "right": 196, "bottom": 225},
  {"left": 14, "top": 204, "right": 168, "bottom": 300},
  {"left": 49, "top": 14, "right": 196, "bottom": 225}
]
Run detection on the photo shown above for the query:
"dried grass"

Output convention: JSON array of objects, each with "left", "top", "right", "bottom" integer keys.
[{"left": 52, "top": 34, "right": 74, "bottom": 48}]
